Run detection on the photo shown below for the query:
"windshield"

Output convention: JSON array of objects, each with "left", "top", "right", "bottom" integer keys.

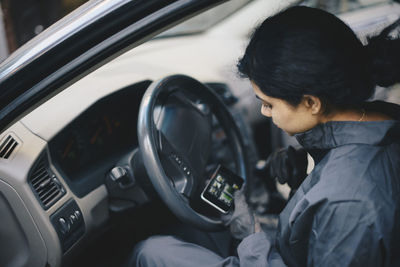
[
  {"left": 157, "top": 0, "right": 393, "bottom": 38},
  {"left": 303, "top": 0, "right": 391, "bottom": 14},
  {"left": 157, "top": 0, "right": 253, "bottom": 37}
]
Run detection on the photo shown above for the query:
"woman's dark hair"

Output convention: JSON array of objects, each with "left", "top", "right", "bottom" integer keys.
[{"left": 238, "top": 6, "right": 400, "bottom": 110}]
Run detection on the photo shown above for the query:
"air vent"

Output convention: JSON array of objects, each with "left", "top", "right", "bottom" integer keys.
[
  {"left": 0, "top": 134, "right": 19, "bottom": 159},
  {"left": 29, "top": 155, "right": 66, "bottom": 210}
]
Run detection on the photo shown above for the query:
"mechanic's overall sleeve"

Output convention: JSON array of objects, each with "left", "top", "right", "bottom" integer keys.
[{"left": 307, "top": 202, "right": 384, "bottom": 267}]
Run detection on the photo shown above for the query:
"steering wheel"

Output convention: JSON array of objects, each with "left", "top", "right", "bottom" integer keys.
[{"left": 137, "top": 74, "right": 249, "bottom": 231}]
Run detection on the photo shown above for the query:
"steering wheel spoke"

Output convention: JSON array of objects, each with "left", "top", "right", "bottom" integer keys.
[
  {"left": 156, "top": 131, "right": 196, "bottom": 196},
  {"left": 179, "top": 192, "right": 190, "bottom": 203}
]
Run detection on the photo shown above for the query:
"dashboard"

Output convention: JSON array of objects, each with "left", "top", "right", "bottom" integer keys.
[
  {"left": 49, "top": 81, "right": 150, "bottom": 197},
  {"left": 0, "top": 79, "right": 170, "bottom": 267}
]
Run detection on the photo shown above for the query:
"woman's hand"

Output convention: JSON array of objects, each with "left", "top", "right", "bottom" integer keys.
[
  {"left": 265, "top": 146, "right": 308, "bottom": 190},
  {"left": 221, "top": 187, "right": 261, "bottom": 240}
]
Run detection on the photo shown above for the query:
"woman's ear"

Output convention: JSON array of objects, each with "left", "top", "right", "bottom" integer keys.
[{"left": 302, "top": 95, "right": 322, "bottom": 115}]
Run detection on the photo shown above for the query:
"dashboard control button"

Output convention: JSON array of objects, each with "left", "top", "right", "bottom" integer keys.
[
  {"left": 74, "top": 210, "right": 81, "bottom": 219},
  {"left": 59, "top": 217, "right": 70, "bottom": 234},
  {"left": 70, "top": 214, "right": 77, "bottom": 223},
  {"left": 51, "top": 199, "right": 85, "bottom": 252},
  {"left": 171, "top": 153, "right": 182, "bottom": 164}
]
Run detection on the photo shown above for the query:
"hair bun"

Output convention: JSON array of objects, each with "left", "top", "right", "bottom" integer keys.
[{"left": 365, "top": 18, "right": 400, "bottom": 87}]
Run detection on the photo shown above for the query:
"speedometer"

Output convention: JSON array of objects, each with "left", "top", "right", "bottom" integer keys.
[{"left": 56, "top": 130, "right": 87, "bottom": 176}]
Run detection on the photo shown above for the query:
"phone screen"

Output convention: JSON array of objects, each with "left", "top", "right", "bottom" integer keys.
[{"left": 201, "top": 165, "right": 244, "bottom": 213}]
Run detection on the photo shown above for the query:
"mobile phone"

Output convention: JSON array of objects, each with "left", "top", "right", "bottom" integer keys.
[{"left": 201, "top": 165, "right": 244, "bottom": 213}]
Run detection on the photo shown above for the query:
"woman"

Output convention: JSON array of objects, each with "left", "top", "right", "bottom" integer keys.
[{"left": 130, "top": 6, "right": 400, "bottom": 266}]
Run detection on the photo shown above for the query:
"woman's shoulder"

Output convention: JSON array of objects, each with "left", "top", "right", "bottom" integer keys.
[{"left": 303, "top": 144, "right": 400, "bottom": 207}]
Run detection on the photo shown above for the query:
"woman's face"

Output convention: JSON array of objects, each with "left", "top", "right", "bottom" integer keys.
[{"left": 251, "top": 82, "right": 320, "bottom": 135}]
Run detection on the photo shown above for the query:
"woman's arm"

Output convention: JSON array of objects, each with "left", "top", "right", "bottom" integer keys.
[{"left": 307, "top": 201, "right": 384, "bottom": 267}]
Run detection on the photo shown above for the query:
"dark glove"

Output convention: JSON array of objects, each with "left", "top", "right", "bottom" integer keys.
[
  {"left": 265, "top": 146, "right": 308, "bottom": 190},
  {"left": 221, "top": 187, "right": 260, "bottom": 240}
]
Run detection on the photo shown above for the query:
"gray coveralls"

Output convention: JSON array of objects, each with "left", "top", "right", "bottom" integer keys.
[{"left": 129, "top": 101, "right": 400, "bottom": 267}]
